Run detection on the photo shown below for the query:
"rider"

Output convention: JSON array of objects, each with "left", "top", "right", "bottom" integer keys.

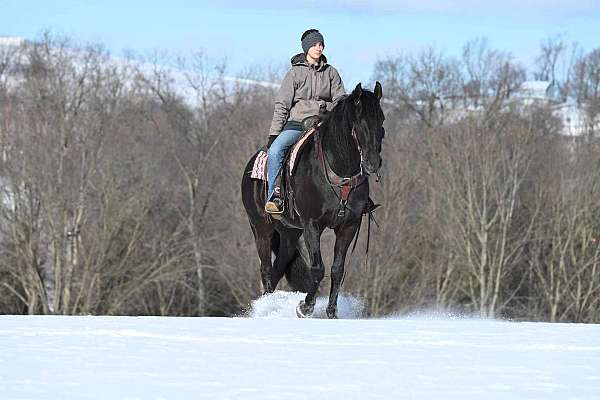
[{"left": 265, "top": 28, "right": 346, "bottom": 215}]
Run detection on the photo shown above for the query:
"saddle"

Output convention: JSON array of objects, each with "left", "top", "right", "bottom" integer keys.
[
  {"left": 250, "top": 116, "right": 320, "bottom": 183},
  {"left": 249, "top": 117, "right": 320, "bottom": 220}
]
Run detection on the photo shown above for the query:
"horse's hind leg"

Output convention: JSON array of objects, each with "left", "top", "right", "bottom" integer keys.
[
  {"left": 272, "top": 229, "right": 302, "bottom": 290},
  {"left": 251, "top": 223, "right": 276, "bottom": 294},
  {"left": 327, "top": 222, "right": 361, "bottom": 319},
  {"left": 296, "top": 222, "right": 324, "bottom": 318}
]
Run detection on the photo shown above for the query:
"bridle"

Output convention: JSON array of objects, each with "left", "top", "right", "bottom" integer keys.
[{"left": 351, "top": 126, "right": 381, "bottom": 182}]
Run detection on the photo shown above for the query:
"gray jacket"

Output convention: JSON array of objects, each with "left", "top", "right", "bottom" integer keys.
[{"left": 269, "top": 53, "right": 346, "bottom": 136}]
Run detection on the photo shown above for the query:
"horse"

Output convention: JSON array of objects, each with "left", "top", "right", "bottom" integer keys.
[{"left": 241, "top": 82, "right": 385, "bottom": 318}]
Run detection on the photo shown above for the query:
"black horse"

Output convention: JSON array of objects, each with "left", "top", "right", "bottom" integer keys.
[{"left": 241, "top": 82, "right": 385, "bottom": 318}]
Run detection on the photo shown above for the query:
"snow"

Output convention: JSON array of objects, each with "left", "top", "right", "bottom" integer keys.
[{"left": 1, "top": 291, "right": 600, "bottom": 400}]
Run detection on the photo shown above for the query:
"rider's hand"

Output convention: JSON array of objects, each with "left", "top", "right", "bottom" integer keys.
[{"left": 318, "top": 100, "right": 327, "bottom": 112}]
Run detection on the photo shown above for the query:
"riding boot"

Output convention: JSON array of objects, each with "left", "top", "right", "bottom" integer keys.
[{"left": 265, "top": 175, "right": 284, "bottom": 219}]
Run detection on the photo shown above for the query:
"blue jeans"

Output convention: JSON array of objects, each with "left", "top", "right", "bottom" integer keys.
[{"left": 267, "top": 129, "right": 302, "bottom": 201}]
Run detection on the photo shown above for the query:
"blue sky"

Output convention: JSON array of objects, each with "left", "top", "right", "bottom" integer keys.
[{"left": 1, "top": 0, "right": 600, "bottom": 87}]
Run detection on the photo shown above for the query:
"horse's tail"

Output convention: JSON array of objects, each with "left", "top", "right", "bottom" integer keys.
[{"left": 282, "top": 238, "right": 312, "bottom": 293}]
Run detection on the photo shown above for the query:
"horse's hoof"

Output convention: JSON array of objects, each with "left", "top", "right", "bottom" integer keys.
[
  {"left": 296, "top": 300, "right": 314, "bottom": 318},
  {"left": 262, "top": 286, "right": 273, "bottom": 295},
  {"left": 326, "top": 307, "right": 338, "bottom": 319}
]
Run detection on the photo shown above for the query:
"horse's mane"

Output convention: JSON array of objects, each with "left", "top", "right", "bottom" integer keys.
[
  {"left": 320, "top": 90, "right": 382, "bottom": 170},
  {"left": 319, "top": 95, "right": 356, "bottom": 166}
]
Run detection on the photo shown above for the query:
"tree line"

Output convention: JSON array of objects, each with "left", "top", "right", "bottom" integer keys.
[{"left": 0, "top": 33, "right": 599, "bottom": 322}]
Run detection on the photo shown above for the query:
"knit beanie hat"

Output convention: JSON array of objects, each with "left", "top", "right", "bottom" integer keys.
[{"left": 301, "top": 30, "right": 325, "bottom": 54}]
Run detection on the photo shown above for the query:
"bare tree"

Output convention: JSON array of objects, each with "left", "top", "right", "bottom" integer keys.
[
  {"left": 433, "top": 113, "right": 539, "bottom": 317},
  {"left": 374, "top": 48, "right": 462, "bottom": 128},
  {"left": 568, "top": 48, "right": 600, "bottom": 136},
  {"left": 527, "top": 140, "right": 600, "bottom": 322},
  {"left": 4, "top": 31, "right": 600, "bottom": 322}
]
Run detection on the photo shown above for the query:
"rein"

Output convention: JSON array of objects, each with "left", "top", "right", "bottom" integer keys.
[
  {"left": 351, "top": 127, "right": 366, "bottom": 176},
  {"left": 315, "top": 126, "right": 367, "bottom": 217}
]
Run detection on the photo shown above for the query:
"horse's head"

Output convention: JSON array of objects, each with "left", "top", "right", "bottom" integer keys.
[{"left": 349, "top": 82, "right": 385, "bottom": 176}]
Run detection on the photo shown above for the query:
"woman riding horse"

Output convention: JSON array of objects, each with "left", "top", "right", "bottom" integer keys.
[{"left": 242, "top": 81, "right": 385, "bottom": 319}]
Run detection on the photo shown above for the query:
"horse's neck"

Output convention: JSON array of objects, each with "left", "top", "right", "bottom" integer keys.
[{"left": 321, "top": 120, "right": 361, "bottom": 177}]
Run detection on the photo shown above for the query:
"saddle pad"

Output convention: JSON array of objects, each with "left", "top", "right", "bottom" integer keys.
[
  {"left": 288, "top": 129, "right": 316, "bottom": 174},
  {"left": 251, "top": 150, "right": 268, "bottom": 181}
]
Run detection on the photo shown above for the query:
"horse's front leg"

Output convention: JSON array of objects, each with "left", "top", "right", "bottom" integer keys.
[
  {"left": 327, "top": 222, "right": 361, "bottom": 319},
  {"left": 296, "top": 221, "right": 324, "bottom": 318}
]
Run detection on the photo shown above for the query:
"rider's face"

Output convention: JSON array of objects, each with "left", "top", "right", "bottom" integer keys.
[{"left": 306, "top": 42, "right": 324, "bottom": 61}]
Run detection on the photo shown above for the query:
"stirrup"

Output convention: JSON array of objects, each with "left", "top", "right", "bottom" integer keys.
[
  {"left": 265, "top": 188, "right": 284, "bottom": 219},
  {"left": 265, "top": 198, "right": 284, "bottom": 220}
]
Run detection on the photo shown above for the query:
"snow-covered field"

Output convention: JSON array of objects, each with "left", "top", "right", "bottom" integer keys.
[{"left": 1, "top": 291, "right": 600, "bottom": 400}]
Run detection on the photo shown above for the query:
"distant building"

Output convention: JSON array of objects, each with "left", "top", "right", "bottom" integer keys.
[
  {"left": 514, "top": 81, "right": 558, "bottom": 103},
  {"left": 510, "top": 81, "right": 590, "bottom": 136}
]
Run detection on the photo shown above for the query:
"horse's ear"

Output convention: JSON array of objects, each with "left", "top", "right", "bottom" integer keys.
[
  {"left": 374, "top": 81, "right": 383, "bottom": 101},
  {"left": 352, "top": 83, "right": 362, "bottom": 105}
]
